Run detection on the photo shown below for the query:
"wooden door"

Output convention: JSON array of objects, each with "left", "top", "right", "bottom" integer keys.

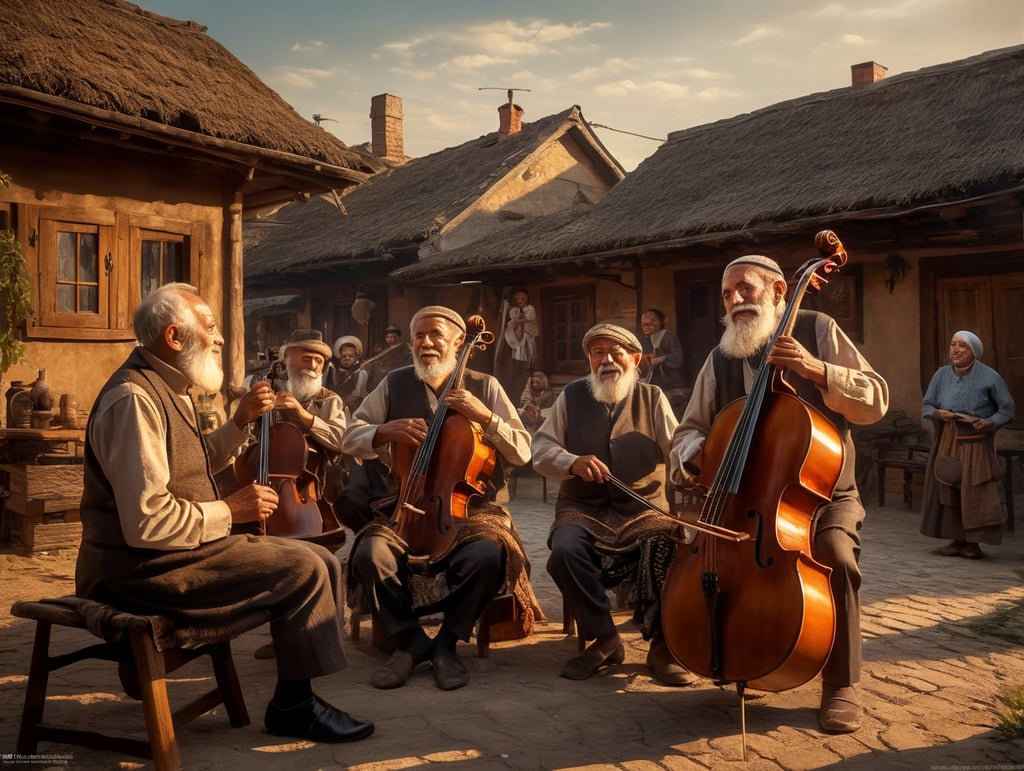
[
  {"left": 674, "top": 270, "right": 722, "bottom": 387},
  {"left": 935, "top": 272, "right": 1024, "bottom": 418}
]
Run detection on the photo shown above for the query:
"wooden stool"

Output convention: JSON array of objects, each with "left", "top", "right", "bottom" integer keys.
[{"left": 11, "top": 596, "right": 265, "bottom": 771}]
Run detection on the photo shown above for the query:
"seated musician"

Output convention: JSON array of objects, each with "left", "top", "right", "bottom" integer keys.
[
  {"left": 241, "top": 329, "right": 347, "bottom": 524},
  {"left": 518, "top": 370, "right": 557, "bottom": 434},
  {"left": 76, "top": 283, "right": 373, "bottom": 744},
  {"left": 670, "top": 255, "right": 888, "bottom": 734},
  {"left": 342, "top": 305, "right": 543, "bottom": 691},
  {"left": 532, "top": 322, "right": 692, "bottom": 686}
]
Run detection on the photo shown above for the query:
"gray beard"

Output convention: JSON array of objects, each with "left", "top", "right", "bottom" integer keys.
[
  {"left": 720, "top": 301, "right": 784, "bottom": 360},
  {"left": 414, "top": 355, "right": 455, "bottom": 386},
  {"left": 286, "top": 371, "right": 323, "bottom": 403},
  {"left": 178, "top": 342, "right": 223, "bottom": 393},
  {"left": 586, "top": 366, "right": 637, "bottom": 405}
]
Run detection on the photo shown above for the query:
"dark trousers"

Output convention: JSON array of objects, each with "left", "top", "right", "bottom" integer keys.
[
  {"left": 546, "top": 524, "right": 620, "bottom": 641},
  {"left": 350, "top": 534, "right": 505, "bottom": 642},
  {"left": 814, "top": 498, "right": 864, "bottom": 687}
]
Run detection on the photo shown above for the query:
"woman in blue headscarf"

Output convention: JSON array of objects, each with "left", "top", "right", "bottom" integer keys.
[{"left": 920, "top": 330, "right": 1014, "bottom": 558}]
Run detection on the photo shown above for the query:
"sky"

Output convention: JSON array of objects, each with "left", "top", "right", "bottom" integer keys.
[{"left": 142, "top": 0, "right": 1023, "bottom": 171}]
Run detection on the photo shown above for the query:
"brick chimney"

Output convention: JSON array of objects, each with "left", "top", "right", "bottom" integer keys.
[
  {"left": 851, "top": 61, "right": 887, "bottom": 89},
  {"left": 369, "top": 93, "right": 403, "bottom": 161},
  {"left": 498, "top": 101, "right": 524, "bottom": 141}
]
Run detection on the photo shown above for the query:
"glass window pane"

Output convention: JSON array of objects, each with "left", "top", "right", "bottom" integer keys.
[
  {"left": 57, "top": 284, "right": 75, "bottom": 313},
  {"left": 79, "top": 233, "right": 98, "bottom": 282},
  {"left": 57, "top": 232, "right": 76, "bottom": 281},
  {"left": 79, "top": 285, "right": 98, "bottom": 313},
  {"left": 141, "top": 241, "right": 160, "bottom": 298}
]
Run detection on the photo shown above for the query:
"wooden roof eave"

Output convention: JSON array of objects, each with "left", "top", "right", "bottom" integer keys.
[
  {"left": 391, "top": 185, "right": 1024, "bottom": 282},
  {"left": 0, "top": 84, "right": 373, "bottom": 191}
]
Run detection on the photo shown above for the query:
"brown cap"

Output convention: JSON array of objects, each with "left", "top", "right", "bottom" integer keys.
[
  {"left": 581, "top": 322, "right": 643, "bottom": 354},
  {"left": 410, "top": 306, "right": 467, "bottom": 336},
  {"left": 279, "top": 329, "right": 332, "bottom": 360}
]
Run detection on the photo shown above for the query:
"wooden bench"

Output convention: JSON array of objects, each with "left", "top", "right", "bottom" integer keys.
[
  {"left": 10, "top": 596, "right": 265, "bottom": 771},
  {"left": 876, "top": 454, "right": 928, "bottom": 508}
]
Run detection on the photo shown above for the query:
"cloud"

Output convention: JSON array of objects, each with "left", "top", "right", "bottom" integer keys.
[
  {"left": 732, "top": 25, "right": 783, "bottom": 46},
  {"left": 291, "top": 39, "right": 325, "bottom": 52},
  {"left": 840, "top": 33, "right": 871, "bottom": 45},
  {"left": 596, "top": 79, "right": 691, "bottom": 99},
  {"left": 570, "top": 58, "right": 639, "bottom": 80},
  {"left": 447, "top": 54, "right": 517, "bottom": 70},
  {"left": 272, "top": 67, "right": 334, "bottom": 91}
]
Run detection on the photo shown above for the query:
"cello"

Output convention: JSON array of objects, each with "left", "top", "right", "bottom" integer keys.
[
  {"left": 389, "top": 314, "right": 497, "bottom": 558},
  {"left": 660, "top": 230, "right": 849, "bottom": 697},
  {"left": 234, "top": 371, "right": 345, "bottom": 542}
]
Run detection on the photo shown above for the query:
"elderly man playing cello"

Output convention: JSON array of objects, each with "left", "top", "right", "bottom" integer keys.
[
  {"left": 670, "top": 254, "right": 888, "bottom": 734},
  {"left": 342, "top": 305, "right": 542, "bottom": 691},
  {"left": 532, "top": 322, "right": 692, "bottom": 686}
]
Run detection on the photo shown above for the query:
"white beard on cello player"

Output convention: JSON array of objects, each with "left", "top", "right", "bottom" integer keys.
[
  {"left": 286, "top": 368, "right": 323, "bottom": 403},
  {"left": 719, "top": 284, "right": 786, "bottom": 360},
  {"left": 587, "top": 360, "right": 638, "bottom": 405},
  {"left": 414, "top": 340, "right": 457, "bottom": 384}
]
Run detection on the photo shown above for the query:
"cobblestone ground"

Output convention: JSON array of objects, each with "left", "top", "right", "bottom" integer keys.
[{"left": 2, "top": 470, "right": 1023, "bottom": 770}]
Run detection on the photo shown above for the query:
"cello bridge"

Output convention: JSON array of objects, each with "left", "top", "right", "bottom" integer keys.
[{"left": 401, "top": 502, "right": 426, "bottom": 516}]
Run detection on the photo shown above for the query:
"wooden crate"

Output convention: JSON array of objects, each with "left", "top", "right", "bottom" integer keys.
[
  {"left": 6, "top": 509, "right": 82, "bottom": 553},
  {"left": 0, "top": 461, "right": 84, "bottom": 552}
]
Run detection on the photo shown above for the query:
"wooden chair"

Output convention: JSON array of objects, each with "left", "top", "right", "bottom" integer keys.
[
  {"left": 11, "top": 596, "right": 265, "bottom": 771},
  {"left": 348, "top": 591, "right": 519, "bottom": 659}
]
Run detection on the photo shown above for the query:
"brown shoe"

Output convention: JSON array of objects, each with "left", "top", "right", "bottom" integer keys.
[
  {"left": 961, "top": 543, "right": 984, "bottom": 559},
  {"left": 370, "top": 650, "right": 417, "bottom": 689},
  {"left": 432, "top": 654, "right": 470, "bottom": 691},
  {"left": 819, "top": 684, "right": 862, "bottom": 733},
  {"left": 560, "top": 636, "right": 625, "bottom": 680},
  {"left": 937, "top": 540, "right": 966, "bottom": 557},
  {"left": 253, "top": 642, "right": 276, "bottom": 660},
  {"left": 646, "top": 637, "right": 696, "bottom": 687}
]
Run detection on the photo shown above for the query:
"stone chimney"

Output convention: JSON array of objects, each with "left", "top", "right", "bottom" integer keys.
[
  {"left": 851, "top": 61, "right": 887, "bottom": 89},
  {"left": 370, "top": 93, "right": 403, "bottom": 161},
  {"left": 498, "top": 101, "right": 524, "bottom": 141}
]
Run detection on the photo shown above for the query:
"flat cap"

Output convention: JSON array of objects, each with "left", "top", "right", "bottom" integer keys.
[{"left": 582, "top": 322, "right": 643, "bottom": 354}]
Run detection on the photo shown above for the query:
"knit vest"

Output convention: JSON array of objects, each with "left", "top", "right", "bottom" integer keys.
[
  {"left": 384, "top": 365, "right": 507, "bottom": 500},
  {"left": 80, "top": 349, "right": 219, "bottom": 547},
  {"left": 711, "top": 309, "right": 856, "bottom": 494},
  {"left": 559, "top": 378, "right": 668, "bottom": 515}
]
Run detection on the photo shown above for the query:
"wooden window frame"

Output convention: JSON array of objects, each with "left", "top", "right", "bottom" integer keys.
[{"left": 541, "top": 283, "right": 595, "bottom": 379}]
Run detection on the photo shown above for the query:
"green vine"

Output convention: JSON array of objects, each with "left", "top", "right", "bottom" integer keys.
[{"left": 0, "top": 229, "right": 31, "bottom": 377}]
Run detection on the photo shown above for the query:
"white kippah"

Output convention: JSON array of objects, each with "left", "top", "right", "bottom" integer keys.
[{"left": 725, "top": 255, "right": 785, "bottom": 278}]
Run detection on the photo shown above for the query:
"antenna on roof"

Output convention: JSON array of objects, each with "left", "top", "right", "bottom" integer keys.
[
  {"left": 478, "top": 87, "right": 532, "bottom": 105},
  {"left": 312, "top": 114, "right": 337, "bottom": 126}
]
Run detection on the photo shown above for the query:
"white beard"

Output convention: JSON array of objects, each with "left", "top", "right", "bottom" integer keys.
[
  {"left": 720, "top": 298, "right": 785, "bottom": 360},
  {"left": 586, "top": 362, "right": 638, "bottom": 405},
  {"left": 178, "top": 338, "right": 224, "bottom": 393},
  {"left": 414, "top": 351, "right": 456, "bottom": 386},
  {"left": 286, "top": 369, "right": 323, "bottom": 403}
]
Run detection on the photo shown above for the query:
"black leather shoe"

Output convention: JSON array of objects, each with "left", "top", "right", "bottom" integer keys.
[
  {"left": 265, "top": 695, "right": 374, "bottom": 743},
  {"left": 432, "top": 653, "right": 470, "bottom": 691}
]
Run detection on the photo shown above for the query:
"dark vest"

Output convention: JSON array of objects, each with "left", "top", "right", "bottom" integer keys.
[
  {"left": 711, "top": 309, "right": 857, "bottom": 494},
  {"left": 559, "top": 378, "right": 668, "bottom": 515},
  {"left": 384, "top": 365, "right": 507, "bottom": 500},
  {"left": 80, "top": 349, "right": 219, "bottom": 547}
]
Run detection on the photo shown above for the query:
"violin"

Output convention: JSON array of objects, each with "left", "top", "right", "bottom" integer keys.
[
  {"left": 234, "top": 373, "right": 342, "bottom": 540},
  {"left": 389, "top": 315, "right": 496, "bottom": 558},
  {"left": 660, "top": 230, "right": 849, "bottom": 701}
]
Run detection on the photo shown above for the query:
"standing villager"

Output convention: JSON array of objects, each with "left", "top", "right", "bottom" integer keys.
[
  {"left": 532, "top": 322, "right": 692, "bottom": 686},
  {"left": 639, "top": 308, "right": 687, "bottom": 417},
  {"left": 920, "top": 330, "right": 1014, "bottom": 559},
  {"left": 671, "top": 255, "right": 888, "bottom": 734},
  {"left": 343, "top": 305, "right": 543, "bottom": 691},
  {"left": 75, "top": 283, "right": 373, "bottom": 744},
  {"left": 328, "top": 335, "right": 369, "bottom": 414}
]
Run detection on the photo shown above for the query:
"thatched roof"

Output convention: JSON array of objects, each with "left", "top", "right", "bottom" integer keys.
[
  {"left": 1, "top": 0, "right": 380, "bottom": 203},
  {"left": 393, "top": 44, "right": 1024, "bottom": 280},
  {"left": 244, "top": 105, "right": 623, "bottom": 286}
]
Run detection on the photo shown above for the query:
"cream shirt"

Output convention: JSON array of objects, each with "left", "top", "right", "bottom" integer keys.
[{"left": 88, "top": 349, "right": 251, "bottom": 550}]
